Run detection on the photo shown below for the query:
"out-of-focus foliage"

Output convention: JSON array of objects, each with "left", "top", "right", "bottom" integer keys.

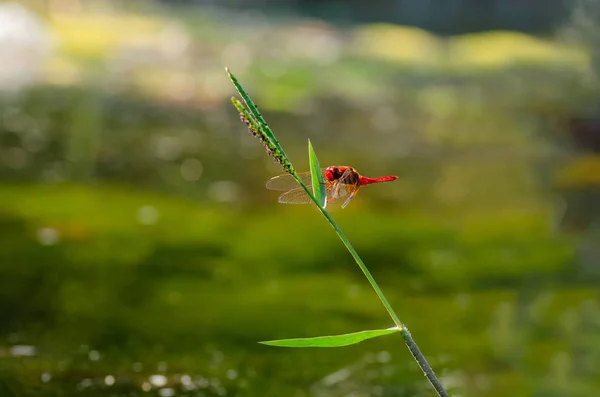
[{"left": 0, "top": 1, "right": 599, "bottom": 397}]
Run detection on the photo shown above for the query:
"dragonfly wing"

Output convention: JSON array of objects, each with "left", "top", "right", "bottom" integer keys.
[
  {"left": 331, "top": 169, "right": 361, "bottom": 208},
  {"left": 269, "top": 168, "right": 347, "bottom": 206},
  {"left": 330, "top": 168, "right": 358, "bottom": 199},
  {"left": 266, "top": 172, "right": 310, "bottom": 191},
  {"left": 276, "top": 183, "right": 344, "bottom": 205},
  {"left": 275, "top": 185, "right": 346, "bottom": 206},
  {"left": 330, "top": 181, "right": 344, "bottom": 199},
  {"left": 341, "top": 185, "right": 360, "bottom": 209},
  {"left": 265, "top": 169, "right": 328, "bottom": 191},
  {"left": 330, "top": 180, "right": 349, "bottom": 200},
  {"left": 277, "top": 187, "right": 314, "bottom": 204}
]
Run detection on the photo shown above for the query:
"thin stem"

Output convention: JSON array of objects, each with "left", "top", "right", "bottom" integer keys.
[
  {"left": 292, "top": 176, "right": 450, "bottom": 397},
  {"left": 402, "top": 328, "right": 450, "bottom": 397},
  {"left": 319, "top": 208, "right": 449, "bottom": 397},
  {"left": 319, "top": 208, "right": 403, "bottom": 328},
  {"left": 227, "top": 68, "right": 449, "bottom": 396}
]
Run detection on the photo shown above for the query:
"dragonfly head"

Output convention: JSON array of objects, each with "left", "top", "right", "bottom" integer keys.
[{"left": 324, "top": 166, "right": 342, "bottom": 181}]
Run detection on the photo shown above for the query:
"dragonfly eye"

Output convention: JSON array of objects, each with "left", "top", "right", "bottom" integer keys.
[{"left": 324, "top": 166, "right": 339, "bottom": 181}]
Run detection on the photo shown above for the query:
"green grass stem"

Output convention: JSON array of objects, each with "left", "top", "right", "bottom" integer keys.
[{"left": 227, "top": 67, "right": 450, "bottom": 397}]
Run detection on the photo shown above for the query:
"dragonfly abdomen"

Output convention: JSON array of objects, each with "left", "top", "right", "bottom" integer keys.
[{"left": 359, "top": 175, "right": 398, "bottom": 186}]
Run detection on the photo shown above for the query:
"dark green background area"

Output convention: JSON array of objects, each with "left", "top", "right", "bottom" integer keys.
[{"left": 1, "top": 2, "right": 600, "bottom": 396}]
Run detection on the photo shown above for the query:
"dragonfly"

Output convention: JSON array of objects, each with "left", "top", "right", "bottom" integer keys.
[{"left": 266, "top": 166, "right": 398, "bottom": 209}]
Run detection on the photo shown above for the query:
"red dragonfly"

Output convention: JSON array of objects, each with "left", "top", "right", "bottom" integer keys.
[{"left": 266, "top": 166, "right": 398, "bottom": 209}]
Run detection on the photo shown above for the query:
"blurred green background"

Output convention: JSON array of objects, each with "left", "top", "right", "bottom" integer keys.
[{"left": 1, "top": 0, "right": 599, "bottom": 396}]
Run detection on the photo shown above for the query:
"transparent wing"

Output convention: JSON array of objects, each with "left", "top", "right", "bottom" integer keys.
[
  {"left": 337, "top": 168, "right": 357, "bottom": 185},
  {"left": 341, "top": 187, "right": 360, "bottom": 209},
  {"left": 277, "top": 187, "right": 314, "bottom": 204},
  {"left": 277, "top": 185, "right": 345, "bottom": 206},
  {"left": 266, "top": 169, "right": 327, "bottom": 191},
  {"left": 269, "top": 167, "right": 360, "bottom": 208},
  {"left": 330, "top": 168, "right": 360, "bottom": 201},
  {"left": 266, "top": 172, "right": 310, "bottom": 191}
]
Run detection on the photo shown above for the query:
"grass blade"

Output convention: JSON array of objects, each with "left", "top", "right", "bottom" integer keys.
[
  {"left": 260, "top": 327, "right": 399, "bottom": 348},
  {"left": 308, "top": 139, "right": 327, "bottom": 208}
]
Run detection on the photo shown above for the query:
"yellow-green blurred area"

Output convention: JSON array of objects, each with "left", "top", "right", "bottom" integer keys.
[{"left": 1, "top": 1, "right": 600, "bottom": 397}]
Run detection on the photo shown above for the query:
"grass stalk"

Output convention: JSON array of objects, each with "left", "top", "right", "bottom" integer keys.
[
  {"left": 302, "top": 182, "right": 449, "bottom": 397},
  {"left": 227, "top": 67, "right": 450, "bottom": 397}
]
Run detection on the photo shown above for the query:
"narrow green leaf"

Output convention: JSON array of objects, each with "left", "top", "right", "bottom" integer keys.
[
  {"left": 308, "top": 139, "right": 327, "bottom": 208},
  {"left": 260, "top": 327, "right": 399, "bottom": 348}
]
